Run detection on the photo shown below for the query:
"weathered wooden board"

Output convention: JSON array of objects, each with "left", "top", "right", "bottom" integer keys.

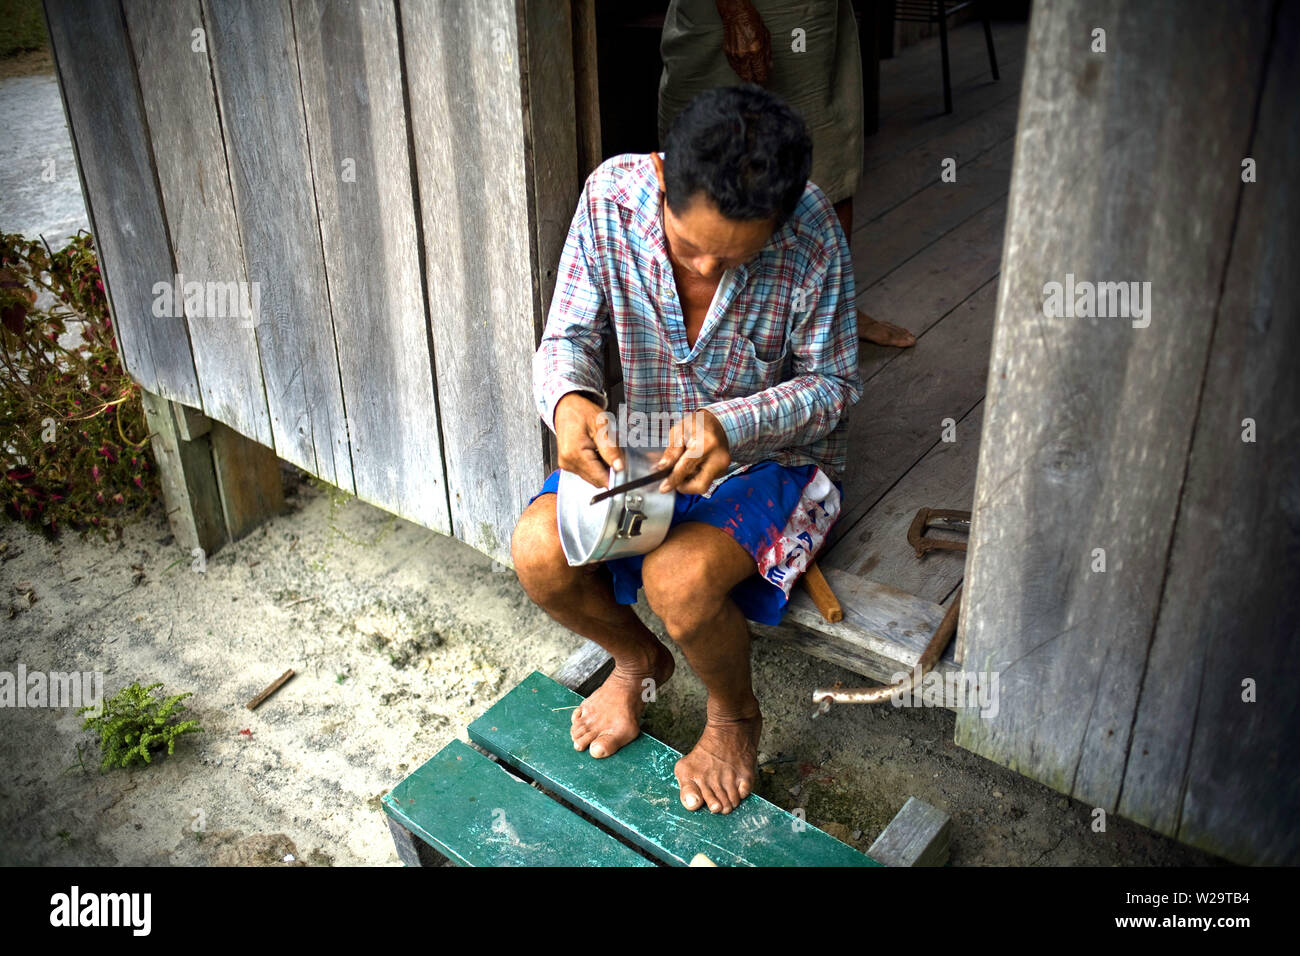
[
  {"left": 469, "top": 672, "right": 879, "bottom": 866},
  {"left": 521, "top": 0, "right": 579, "bottom": 325},
  {"left": 208, "top": 420, "right": 284, "bottom": 542},
  {"left": 828, "top": 402, "right": 981, "bottom": 605},
  {"left": 521, "top": 0, "right": 582, "bottom": 475},
  {"left": 863, "top": 81, "right": 1022, "bottom": 204},
  {"left": 401, "top": 0, "right": 549, "bottom": 565},
  {"left": 171, "top": 403, "right": 212, "bottom": 442},
  {"left": 856, "top": 199, "right": 1005, "bottom": 382},
  {"left": 1115, "top": 0, "right": 1300, "bottom": 865},
  {"left": 769, "top": 569, "right": 957, "bottom": 700},
  {"left": 386, "top": 816, "right": 449, "bottom": 867},
  {"left": 43, "top": 0, "right": 199, "bottom": 405},
  {"left": 553, "top": 640, "right": 614, "bottom": 697},
  {"left": 293, "top": 0, "right": 451, "bottom": 534},
  {"left": 854, "top": 91, "right": 1019, "bottom": 226},
  {"left": 833, "top": 277, "right": 997, "bottom": 549},
  {"left": 571, "top": 0, "right": 602, "bottom": 180},
  {"left": 382, "top": 738, "right": 653, "bottom": 867},
  {"left": 852, "top": 136, "right": 1012, "bottom": 292},
  {"left": 867, "top": 795, "right": 951, "bottom": 867},
  {"left": 202, "top": 0, "right": 352, "bottom": 489},
  {"left": 122, "top": 0, "right": 272, "bottom": 448},
  {"left": 956, "top": 0, "right": 1279, "bottom": 860},
  {"left": 139, "top": 390, "right": 225, "bottom": 555}
]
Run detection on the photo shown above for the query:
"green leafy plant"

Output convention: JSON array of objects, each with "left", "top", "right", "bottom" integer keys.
[
  {"left": 79, "top": 681, "right": 203, "bottom": 771},
  {"left": 1, "top": 230, "right": 157, "bottom": 541}
]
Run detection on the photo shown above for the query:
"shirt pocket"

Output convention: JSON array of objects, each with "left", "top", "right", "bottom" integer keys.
[{"left": 718, "top": 333, "right": 789, "bottom": 397}]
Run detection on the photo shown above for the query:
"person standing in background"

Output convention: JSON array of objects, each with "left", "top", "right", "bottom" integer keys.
[{"left": 659, "top": 0, "right": 916, "bottom": 348}]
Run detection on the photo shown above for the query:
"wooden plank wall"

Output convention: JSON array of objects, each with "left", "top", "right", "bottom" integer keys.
[
  {"left": 203, "top": 0, "right": 352, "bottom": 488},
  {"left": 43, "top": 0, "right": 200, "bottom": 406},
  {"left": 1117, "top": 0, "right": 1300, "bottom": 866},
  {"left": 957, "top": 0, "right": 1299, "bottom": 864},
  {"left": 44, "top": 0, "right": 581, "bottom": 562},
  {"left": 122, "top": 0, "right": 272, "bottom": 448},
  {"left": 293, "top": 0, "right": 450, "bottom": 532},
  {"left": 400, "top": 0, "right": 565, "bottom": 559}
]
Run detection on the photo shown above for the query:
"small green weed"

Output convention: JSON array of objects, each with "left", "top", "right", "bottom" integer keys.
[{"left": 79, "top": 681, "right": 203, "bottom": 771}]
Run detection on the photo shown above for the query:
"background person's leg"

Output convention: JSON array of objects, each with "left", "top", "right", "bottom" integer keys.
[{"left": 833, "top": 196, "right": 916, "bottom": 348}]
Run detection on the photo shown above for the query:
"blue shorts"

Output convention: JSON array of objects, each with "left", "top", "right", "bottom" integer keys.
[{"left": 529, "top": 461, "right": 844, "bottom": 625}]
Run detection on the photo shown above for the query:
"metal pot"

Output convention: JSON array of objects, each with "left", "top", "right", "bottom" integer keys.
[{"left": 557, "top": 446, "right": 676, "bottom": 566}]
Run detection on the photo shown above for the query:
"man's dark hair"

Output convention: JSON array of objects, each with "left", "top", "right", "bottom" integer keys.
[{"left": 662, "top": 84, "right": 812, "bottom": 228}]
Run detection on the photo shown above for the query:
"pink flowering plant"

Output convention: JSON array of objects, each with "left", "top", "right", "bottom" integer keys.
[{"left": 0, "top": 231, "right": 156, "bottom": 540}]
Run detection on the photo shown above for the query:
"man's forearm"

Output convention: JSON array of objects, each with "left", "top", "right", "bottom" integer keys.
[
  {"left": 534, "top": 339, "right": 607, "bottom": 434},
  {"left": 704, "top": 369, "right": 861, "bottom": 463}
]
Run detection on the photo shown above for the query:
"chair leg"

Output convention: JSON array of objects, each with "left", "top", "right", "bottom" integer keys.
[
  {"left": 937, "top": 9, "right": 952, "bottom": 113},
  {"left": 982, "top": 7, "right": 999, "bottom": 80}
]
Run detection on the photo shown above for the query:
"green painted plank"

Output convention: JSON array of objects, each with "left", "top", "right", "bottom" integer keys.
[
  {"left": 382, "top": 739, "right": 653, "bottom": 867},
  {"left": 468, "top": 672, "right": 880, "bottom": 868}
]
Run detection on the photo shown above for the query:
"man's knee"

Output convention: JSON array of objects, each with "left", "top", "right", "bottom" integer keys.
[
  {"left": 642, "top": 544, "right": 723, "bottom": 641},
  {"left": 510, "top": 497, "right": 576, "bottom": 605}
]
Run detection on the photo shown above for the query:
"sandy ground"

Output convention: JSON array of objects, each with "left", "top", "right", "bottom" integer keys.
[{"left": 0, "top": 465, "right": 1223, "bottom": 866}]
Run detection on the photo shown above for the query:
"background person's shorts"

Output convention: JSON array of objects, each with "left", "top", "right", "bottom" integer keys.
[{"left": 528, "top": 460, "right": 843, "bottom": 625}]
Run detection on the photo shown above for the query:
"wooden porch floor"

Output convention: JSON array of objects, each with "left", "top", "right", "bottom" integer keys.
[{"left": 771, "top": 18, "right": 1029, "bottom": 689}]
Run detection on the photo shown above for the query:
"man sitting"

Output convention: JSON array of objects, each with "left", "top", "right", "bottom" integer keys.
[{"left": 511, "top": 85, "right": 862, "bottom": 814}]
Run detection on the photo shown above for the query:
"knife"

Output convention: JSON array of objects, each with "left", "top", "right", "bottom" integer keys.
[{"left": 589, "top": 465, "right": 676, "bottom": 505}]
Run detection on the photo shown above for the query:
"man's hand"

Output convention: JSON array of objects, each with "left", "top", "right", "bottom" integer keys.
[
  {"left": 655, "top": 409, "right": 732, "bottom": 495},
  {"left": 717, "top": 0, "right": 772, "bottom": 86},
  {"left": 555, "top": 391, "right": 623, "bottom": 489}
]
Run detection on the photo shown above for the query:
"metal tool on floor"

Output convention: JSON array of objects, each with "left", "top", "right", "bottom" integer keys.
[
  {"left": 811, "top": 506, "right": 970, "bottom": 714},
  {"left": 907, "top": 507, "right": 971, "bottom": 557}
]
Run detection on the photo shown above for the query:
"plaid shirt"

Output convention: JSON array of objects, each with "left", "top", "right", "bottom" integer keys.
[{"left": 533, "top": 153, "right": 861, "bottom": 484}]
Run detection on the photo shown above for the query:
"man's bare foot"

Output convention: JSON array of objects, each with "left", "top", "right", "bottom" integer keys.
[
  {"left": 675, "top": 696, "right": 762, "bottom": 814},
  {"left": 858, "top": 311, "right": 916, "bottom": 348},
  {"left": 571, "top": 642, "right": 675, "bottom": 758}
]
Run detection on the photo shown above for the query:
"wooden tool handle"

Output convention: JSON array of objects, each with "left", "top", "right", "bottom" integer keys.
[{"left": 803, "top": 562, "right": 843, "bottom": 623}]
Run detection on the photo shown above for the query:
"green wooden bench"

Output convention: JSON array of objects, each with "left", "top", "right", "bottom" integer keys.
[{"left": 382, "top": 669, "right": 882, "bottom": 867}]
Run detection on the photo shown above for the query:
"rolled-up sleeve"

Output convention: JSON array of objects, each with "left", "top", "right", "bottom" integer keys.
[
  {"left": 534, "top": 185, "right": 611, "bottom": 433},
  {"left": 703, "top": 227, "right": 862, "bottom": 462}
]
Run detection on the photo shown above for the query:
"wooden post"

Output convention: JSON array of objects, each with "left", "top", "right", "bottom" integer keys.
[
  {"left": 141, "top": 390, "right": 285, "bottom": 555},
  {"left": 385, "top": 817, "right": 450, "bottom": 867},
  {"left": 140, "top": 390, "right": 225, "bottom": 556},
  {"left": 868, "top": 796, "right": 951, "bottom": 866},
  {"left": 208, "top": 419, "right": 285, "bottom": 542},
  {"left": 957, "top": 0, "right": 1299, "bottom": 864}
]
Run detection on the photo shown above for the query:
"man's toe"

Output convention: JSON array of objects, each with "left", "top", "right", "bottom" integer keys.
[
  {"left": 590, "top": 725, "right": 637, "bottom": 759},
  {"left": 678, "top": 778, "right": 705, "bottom": 811},
  {"left": 696, "top": 780, "right": 725, "bottom": 814}
]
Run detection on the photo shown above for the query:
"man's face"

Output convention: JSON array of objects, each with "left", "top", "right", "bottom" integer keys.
[{"left": 652, "top": 154, "right": 777, "bottom": 282}]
